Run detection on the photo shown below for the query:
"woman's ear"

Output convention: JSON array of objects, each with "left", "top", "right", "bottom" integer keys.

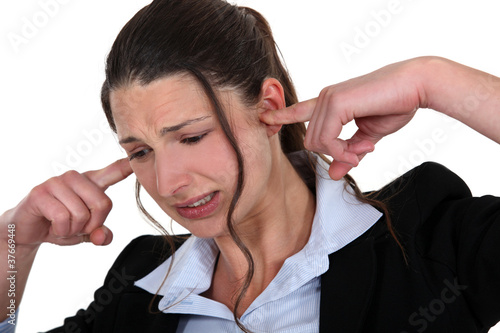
[{"left": 259, "top": 78, "right": 285, "bottom": 137}]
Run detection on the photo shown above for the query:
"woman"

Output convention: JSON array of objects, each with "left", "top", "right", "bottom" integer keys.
[{"left": 1, "top": 0, "right": 500, "bottom": 332}]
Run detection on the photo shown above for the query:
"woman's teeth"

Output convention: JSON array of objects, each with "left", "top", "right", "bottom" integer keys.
[{"left": 187, "top": 192, "right": 215, "bottom": 208}]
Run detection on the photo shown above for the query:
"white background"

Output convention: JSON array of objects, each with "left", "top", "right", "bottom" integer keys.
[{"left": 1, "top": 0, "right": 500, "bottom": 332}]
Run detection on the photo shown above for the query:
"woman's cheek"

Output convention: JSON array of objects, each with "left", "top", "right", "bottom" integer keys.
[{"left": 132, "top": 163, "right": 159, "bottom": 198}]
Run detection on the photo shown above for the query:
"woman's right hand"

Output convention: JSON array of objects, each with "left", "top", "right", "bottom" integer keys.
[{"left": 1, "top": 158, "right": 133, "bottom": 248}]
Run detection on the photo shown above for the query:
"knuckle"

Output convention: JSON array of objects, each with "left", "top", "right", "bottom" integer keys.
[
  {"left": 72, "top": 209, "right": 91, "bottom": 225},
  {"left": 52, "top": 210, "right": 71, "bottom": 226},
  {"left": 62, "top": 170, "right": 81, "bottom": 181},
  {"left": 320, "top": 86, "right": 336, "bottom": 101},
  {"left": 43, "top": 175, "right": 65, "bottom": 192},
  {"left": 318, "top": 133, "right": 331, "bottom": 146},
  {"left": 303, "top": 140, "right": 313, "bottom": 151},
  {"left": 93, "top": 197, "right": 113, "bottom": 213},
  {"left": 319, "top": 86, "right": 330, "bottom": 98},
  {"left": 303, "top": 136, "right": 315, "bottom": 151},
  {"left": 30, "top": 184, "right": 47, "bottom": 198},
  {"left": 320, "top": 87, "right": 340, "bottom": 106}
]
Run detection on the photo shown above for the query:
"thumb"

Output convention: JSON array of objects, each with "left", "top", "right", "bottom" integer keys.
[
  {"left": 89, "top": 225, "right": 114, "bottom": 246},
  {"left": 259, "top": 98, "right": 317, "bottom": 125},
  {"left": 329, "top": 161, "right": 354, "bottom": 181}
]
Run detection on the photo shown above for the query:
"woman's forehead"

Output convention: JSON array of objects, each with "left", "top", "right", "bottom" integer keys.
[
  {"left": 112, "top": 76, "right": 209, "bottom": 115},
  {"left": 112, "top": 75, "right": 203, "bottom": 107},
  {"left": 110, "top": 75, "right": 249, "bottom": 141},
  {"left": 110, "top": 76, "right": 214, "bottom": 134},
  {"left": 111, "top": 75, "right": 246, "bottom": 121}
]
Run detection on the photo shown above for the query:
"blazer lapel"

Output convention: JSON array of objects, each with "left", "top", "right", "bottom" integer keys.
[
  {"left": 319, "top": 236, "right": 377, "bottom": 333},
  {"left": 113, "top": 291, "right": 181, "bottom": 332}
]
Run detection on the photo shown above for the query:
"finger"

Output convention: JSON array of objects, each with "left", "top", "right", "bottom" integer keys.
[
  {"left": 329, "top": 161, "right": 354, "bottom": 181},
  {"left": 259, "top": 98, "right": 317, "bottom": 125},
  {"left": 45, "top": 232, "right": 91, "bottom": 246},
  {"left": 89, "top": 226, "right": 113, "bottom": 246},
  {"left": 45, "top": 225, "right": 113, "bottom": 246},
  {"left": 304, "top": 91, "right": 344, "bottom": 156},
  {"left": 85, "top": 158, "right": 133, "bottom": 190},
  {"left": 346, "top": 139, "right": 375, "bottom": 156},
  {"left": 307, "top": 135, "right": 360, "bottom": 168},
  {"left": 55, "top": 170, "right": 114, "bottom": 235},
  {"left": 328, "top": 141, "right": 374, "bottom": 181},
  {"left": 49, "top": 181, "right": 91, "bottom": 237},
  {"left": 330, "top": 140, "right": 361, "bottom": 167},
  {"left": 303, "top": 96, "right": 325, "bottom": 150},
  {"left": 34, "top": 191, "right": 71, "bottom": 237},
  {"left": 33, "top": 191, "right": 92, "bottom": 241}
]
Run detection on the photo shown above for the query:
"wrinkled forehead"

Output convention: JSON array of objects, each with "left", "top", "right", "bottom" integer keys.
[
  {"left": 110, "top": 75, "right": 209, "bottom": 127},
  {"left": 109, "top": 74, "right": 248, "bottom": 139}
]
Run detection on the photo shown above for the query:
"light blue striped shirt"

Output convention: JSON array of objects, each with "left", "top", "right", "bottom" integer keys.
[
  {"left": 135, "top": 155, "right": 382, "bottom": 333},
  {"left": 0, "top": 309, "right": 17, "bottom": 333}
]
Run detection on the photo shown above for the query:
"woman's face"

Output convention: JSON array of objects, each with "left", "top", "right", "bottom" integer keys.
[{"left": 110, "top": 75, "right": 277, "bottom": 238}]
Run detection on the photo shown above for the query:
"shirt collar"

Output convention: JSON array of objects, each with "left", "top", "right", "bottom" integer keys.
[
  {"left": 134, "top": 152, "right": 382, "bottom": 310},
  {"left": 134, "top": 235, "right": 218, "bottom": 302}
]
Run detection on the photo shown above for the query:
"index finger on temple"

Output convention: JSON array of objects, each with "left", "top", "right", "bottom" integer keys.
[
  {"left": 260, "top": 98, "right": 317, "bottom": 125},
  {"left": 84, "top": 158, "right": 133, "bottom": 190}
]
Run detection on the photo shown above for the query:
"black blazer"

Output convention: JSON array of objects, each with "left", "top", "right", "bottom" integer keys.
[{"left": 47, "top": 162, "right": 500, "bottom": 332}]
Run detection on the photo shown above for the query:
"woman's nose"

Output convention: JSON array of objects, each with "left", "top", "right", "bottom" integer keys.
[{"left": 155, "top": 149, "right": 192, "bottom": 197}]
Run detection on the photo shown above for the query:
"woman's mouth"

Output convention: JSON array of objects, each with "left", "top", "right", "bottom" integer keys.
[
  {"left": 176, "top": 191, "right": 220, "bottom": 219},
  {"left": 185, "top": 192, "right": 215, "bottom": 207}
]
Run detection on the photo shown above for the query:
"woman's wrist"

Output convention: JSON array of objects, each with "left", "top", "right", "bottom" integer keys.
[
  {"left": 0, "top": 210, "right": 40, "bottom": 259},
  {"left": 416, "top": 56, "right": 500, "bottom": 143},
  {"left": 402, "top": 56, "right": 451, "bottom": 113}
]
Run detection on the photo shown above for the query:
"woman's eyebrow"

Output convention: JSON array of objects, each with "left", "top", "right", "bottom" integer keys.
[
  {"left": 118, "top": 115, "right": 211, "bottom": 145},
  {"left": 159, "top": 115, "right": 211, "bottom": 136}
]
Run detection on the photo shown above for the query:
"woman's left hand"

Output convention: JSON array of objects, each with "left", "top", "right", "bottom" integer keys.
[
  {"left": 260, "top": 58, "right": 427, "bottom": 180},
  {"left": 261, "top": 56, "right": 500, "bottom": 180}
]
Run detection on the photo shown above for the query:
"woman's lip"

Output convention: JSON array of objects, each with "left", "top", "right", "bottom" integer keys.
[
  {"left": 175, "top": 191, "right": 220, "bottom": 220},
  {"left": 175, "top": 191, "right": 217, "bottom": 208}
]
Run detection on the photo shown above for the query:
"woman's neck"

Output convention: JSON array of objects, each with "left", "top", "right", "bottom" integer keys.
[{"left": 206, "top": 151, "right": 316, "bottom": 315}]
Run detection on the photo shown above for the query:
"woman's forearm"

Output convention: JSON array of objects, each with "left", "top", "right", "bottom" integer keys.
[
  {"left": 0, "top": 209, "right": 39, "bottom": 321},
  {"left": 420, "top": 57, "right": 500, "bottom": 144}
]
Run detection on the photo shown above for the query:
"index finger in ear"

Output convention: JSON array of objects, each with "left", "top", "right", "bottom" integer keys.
[
  {"left": 84, "top": 158, "right": 133, "bottom": 190},
  {"left": 260, "top": 98, "right": 317, "bottom": 125}
]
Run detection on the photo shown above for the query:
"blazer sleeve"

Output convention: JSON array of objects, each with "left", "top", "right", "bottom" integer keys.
[
  {"left": 393, "top": 162, "right": 500, "bottom": 329},
  {"left": 44, "top": 234, "right": 181, "bottom": 333}
]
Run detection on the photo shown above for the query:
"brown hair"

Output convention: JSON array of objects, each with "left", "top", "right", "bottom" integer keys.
[{"left": 101, "top": 0, "right": 402, "bottom": 331}]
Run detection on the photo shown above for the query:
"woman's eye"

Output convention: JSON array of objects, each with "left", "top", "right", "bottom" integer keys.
[
  {"left": 181, "top": 133, "right": 207, "bottom": 145},
  {"left": 129, "top": 148, "right": 152, "bottom": 161}
]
